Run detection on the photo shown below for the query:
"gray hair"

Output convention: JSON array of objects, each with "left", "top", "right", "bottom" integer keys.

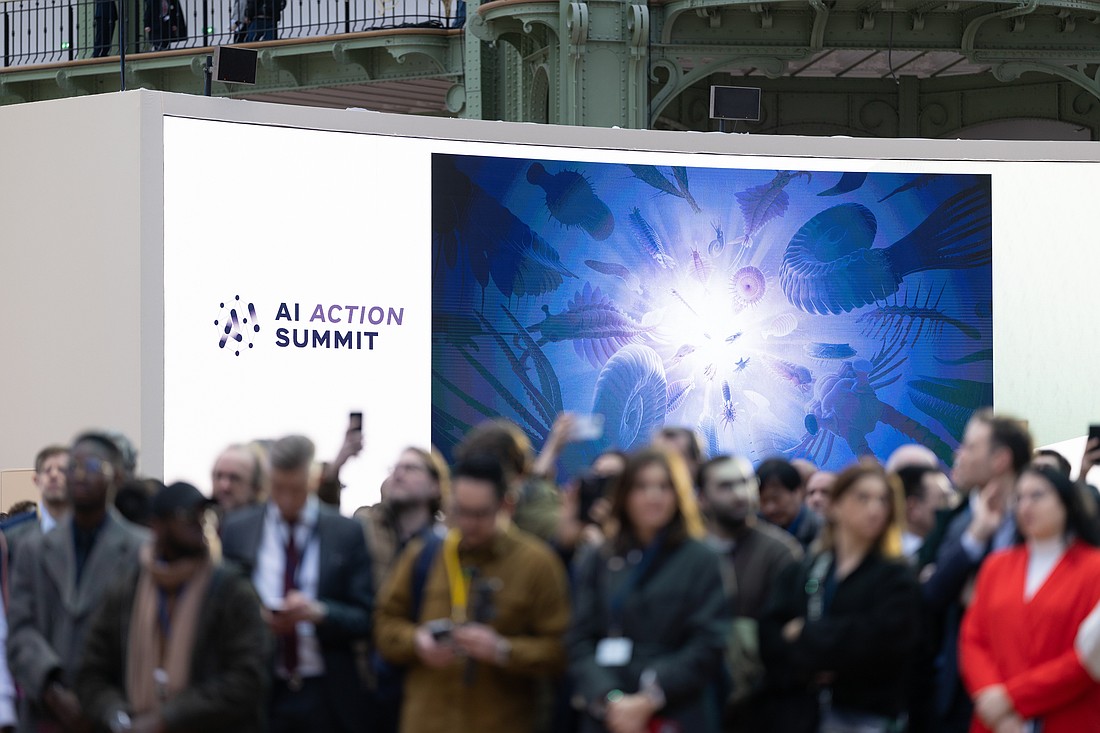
[{"left": 269, "top": 435, "right": 315, "bottom": 472}]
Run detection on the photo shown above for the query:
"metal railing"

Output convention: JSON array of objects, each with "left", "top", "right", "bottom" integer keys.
[{"left": 2, "top": 0, "right": 462, "bottom": 68}]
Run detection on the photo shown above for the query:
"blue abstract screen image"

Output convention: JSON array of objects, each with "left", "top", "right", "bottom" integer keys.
[{"left": 432, "top": 153, "right": 993, "bottom": 472}]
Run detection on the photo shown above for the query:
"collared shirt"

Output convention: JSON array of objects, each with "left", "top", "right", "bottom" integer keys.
[
  {"left": 253, "top": 496, "right": 324, "bottom": 678},
  {"left": 901, "top": 531, "right": 923, "bottom": 559},
  {"left": 37, "top": 502, "right": 58, "bottom": 535}
]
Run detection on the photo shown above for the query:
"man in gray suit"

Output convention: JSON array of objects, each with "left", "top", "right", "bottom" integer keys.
[
  {"left": 7, "top": 431, "right": 148, "bottom": 733},
  {"left": 221, "top": 434, "right": 373, "bottom": 733}
]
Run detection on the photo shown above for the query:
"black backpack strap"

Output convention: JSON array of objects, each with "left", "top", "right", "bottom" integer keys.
[{"left": 410, "top": 531, "right": 444, "bottom": 622}]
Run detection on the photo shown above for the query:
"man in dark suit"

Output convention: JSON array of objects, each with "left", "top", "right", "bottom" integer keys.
[
  {"left": 7, "top": 431, "right": 148, "bottom": 733},
  {"left": 920, "top": 409, "right": 1032, "bottom": 733},
  {"left": 221, "top": 434, "right": 373, "bottom": 733}
]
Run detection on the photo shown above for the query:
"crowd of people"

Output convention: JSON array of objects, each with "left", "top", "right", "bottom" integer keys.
[{"left": 0, "top": 408, "right": 1099, "bottom": 733}]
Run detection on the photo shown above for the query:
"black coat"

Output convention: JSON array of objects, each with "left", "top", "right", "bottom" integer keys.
[
  {"left": 76, "top": 562, "right": 270, "bottom": 733},
  {"left": 568, "top": 537, "right": 729, "bottom": 733},
  {"left": 758, "top": 551, "right": 920, "bottom": 733},
  {"left": 143, "top": 0, "right": 186, "bottom": 41}
]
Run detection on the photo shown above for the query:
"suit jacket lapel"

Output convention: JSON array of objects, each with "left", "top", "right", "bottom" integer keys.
[
  {"left": 73, "top": 513, "right": 138, "bottom": 615},
  {"left": 246, "top": 510, "right": 266, "bottom": 567},
  {"left": 316, "top": 512, "right": 333, "bottom": 596},
  {"left": 42, "top": 520, "right": 77, "bottom": 613},
  {"left": 316, "top": 511, "right": 350, "bottom": 599}
]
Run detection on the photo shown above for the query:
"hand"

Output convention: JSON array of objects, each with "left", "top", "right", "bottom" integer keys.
[
  {"left": 1081, "top": 438, "right": 1100, "bottom": 484},
  {"left": 452, "top": 623, "right": 507, "bottom": 665},
  {"left": 144, "top": 26, "right": 151, "bottom": 32},
  {"left": 967, "top": 483, "right": 1006, "bottom": 545},
  {"left": 580, "top": 523, "right": 607, "bottom": 547},
  {"left": 605, "top": 694, "right": 657, "bottom": 733},
  {"left": 546, "top": 412, "right": 578, "bottom": 450},
  {"left": 282, "top": 590, "right": 325, "bottom": 624},
  {"left": 414, "top": 625, "right": 457, "bottom": 669},
  {"left": 333, "top": 426, "right": 364, "bottom": 470},
  {"left": 782, "top": 618, "right": 805, "bottom": 642},
  {"left": 975, "top": 685, "right": 1014, "bottom": 726},
  {"left": 531, "top": 412, "right": 577, "bottom": 478},
  {"left": 323, "top": 426, "right": 364, "bottom": 487},
  {"left": 132, "top": 713, "right": 167, "bottom": 733},
  {"left": 263, "top": 606, "right": 297, "bottom": 636},
  {"left": 43, "top": 682, "right": 86, "bottom": 731}
]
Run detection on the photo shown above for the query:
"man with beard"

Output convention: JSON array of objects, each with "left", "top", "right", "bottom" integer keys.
[
  {"left": 353, "top": 447, "right": 449, "bottom": 595},
  {"left": 697, "top": 455, "right": 802, "bottom": 733},
  {"left": 8, "top": 431, "right": 148, "bottom": 733},
  {"left": 375, "top": 455, "right": 569, "bottom": 733},
  {"left": 76, "top": 482, "right": 268, "bottom": 733},
  {"left": 353, "top": 447, "right": 448, "bottom": 733}
]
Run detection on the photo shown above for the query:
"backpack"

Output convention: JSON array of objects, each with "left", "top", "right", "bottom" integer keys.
[{"left": 372, "top": 532, "right": 444, "bottom": 703}]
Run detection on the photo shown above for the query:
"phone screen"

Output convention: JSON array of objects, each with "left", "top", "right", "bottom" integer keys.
[
  {"left": 349, "top": 412, "right": 363, "bottom": 431},
  {"left": 1089, "top": 424, "right": 1100, "bottom": 445}
]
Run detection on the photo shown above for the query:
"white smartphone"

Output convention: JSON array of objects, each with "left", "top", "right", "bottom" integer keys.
[{"left": 572, "top": 413, "right": 605, "bottom": 441}]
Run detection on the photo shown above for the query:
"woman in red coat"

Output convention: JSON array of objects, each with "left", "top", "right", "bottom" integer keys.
[{"left": 960, "top": 464, "right": 1100, "bottom": 733}]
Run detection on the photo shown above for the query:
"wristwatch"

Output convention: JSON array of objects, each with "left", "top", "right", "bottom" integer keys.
[{"left": 110, "top": 710, "right": 132, "bottom": 733}]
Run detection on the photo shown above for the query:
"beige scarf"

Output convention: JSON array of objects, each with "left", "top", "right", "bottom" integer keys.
[{"left": 126, "top": 543, "right": 214, "bottom": 716}]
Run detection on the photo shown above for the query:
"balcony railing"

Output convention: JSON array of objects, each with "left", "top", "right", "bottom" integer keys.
[{"left": 1, "top": 0, "right": 462, "bottom": 68}]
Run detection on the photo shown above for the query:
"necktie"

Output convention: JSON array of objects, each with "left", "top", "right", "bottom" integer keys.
[{"left": 282, "top": 522, "right": 300, "bottom": 678}]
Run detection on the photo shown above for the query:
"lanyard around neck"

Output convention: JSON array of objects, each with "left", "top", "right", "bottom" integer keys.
[{"left": 442, "top": 529, "right": 468, "bottom": 623}]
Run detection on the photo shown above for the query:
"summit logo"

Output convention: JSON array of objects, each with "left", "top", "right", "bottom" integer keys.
[{"left": 215, "top": 295, "right": 261, "bottom": 356}]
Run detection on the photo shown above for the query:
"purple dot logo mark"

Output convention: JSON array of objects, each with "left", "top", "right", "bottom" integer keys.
[{"left": 216, "top": 297, "right": 260, "bottom": 356}]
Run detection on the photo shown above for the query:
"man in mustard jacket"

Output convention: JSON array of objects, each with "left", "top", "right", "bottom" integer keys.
[{"left": 375, "top": 454, "right": 570, "bottom": 733}]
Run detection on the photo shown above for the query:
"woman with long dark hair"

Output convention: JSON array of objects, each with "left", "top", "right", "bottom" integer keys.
[
  {"left": 960, "top": 464, "right": 1100, "bottom": 733},
  {"left": 569, "top": 448, "right": 728, "bottom": 733},
  {"left": 759, "top": 458, "right": 920, "bottom": 733}
]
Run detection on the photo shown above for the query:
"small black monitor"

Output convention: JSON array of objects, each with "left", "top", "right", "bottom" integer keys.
[
  {"left": 709, "top": 85, "right": 761, "bottom": 121},
  {"left": 214, "top": 46, "right": 258, "bottom": 85}
]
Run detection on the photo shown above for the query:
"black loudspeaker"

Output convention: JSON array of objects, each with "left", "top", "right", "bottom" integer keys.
[
  {"left": 709, "top": 85, "right": 761, "bottom": 121},
  {"left": 213, "top": 46, "right": 258, "bottom": 84}
]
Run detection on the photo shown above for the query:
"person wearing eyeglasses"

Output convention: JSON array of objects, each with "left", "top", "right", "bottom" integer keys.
[
  {"left": 758, "top": 459, "right": 920, "bottom": 733},
  {"left": 959, "top": 464, "right": 1100, "bottom": 733},
  {"left": 353, "top": 448, "right": 449, "bottom": 733},
  {"left": 7, "top": 431, "right": 149, "bottom": 733},
  {"left": 354, "top": 447, "right": 450, "bottom": 597},
  {"left": 76, "top": 482, "right": 268, "bottom": 733},
  {"left": 375, "top": 454, "right": 570, "bottom": 733}
]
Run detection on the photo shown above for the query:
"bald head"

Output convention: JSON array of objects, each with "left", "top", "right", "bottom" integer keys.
[
  {"left": 212, "top": 444, "right": 264, "bottom": 514},
  {"left": 885, "top": 443, "right": 939, "bottom": 473}
]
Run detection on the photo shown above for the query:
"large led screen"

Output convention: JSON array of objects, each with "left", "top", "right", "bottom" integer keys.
[
  {"left": 432, "top": 154, "right": 994, "bottom": 471},
  {"left": 164, "top": 115, "right": 1001, "bottom": 511}
]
